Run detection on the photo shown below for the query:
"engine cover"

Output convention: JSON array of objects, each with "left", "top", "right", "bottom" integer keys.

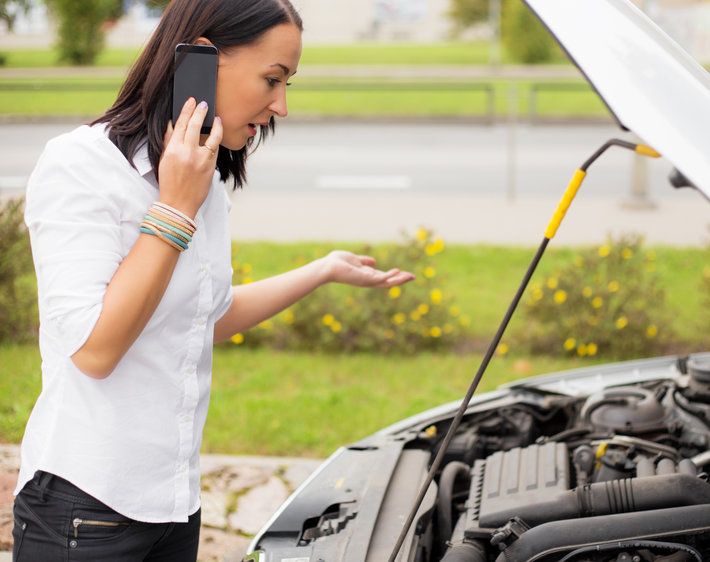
[{"left": 464, "top": 442, "right": 569, "bottom": 539}]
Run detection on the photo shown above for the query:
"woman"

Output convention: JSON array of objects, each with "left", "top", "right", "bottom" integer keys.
[{"left": 12, "top": 1, "right": 414, "bottom": 560}]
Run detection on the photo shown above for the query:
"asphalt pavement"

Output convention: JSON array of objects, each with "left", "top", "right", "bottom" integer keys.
[{"left": 3, "top": 120, "right": 708, "bottom": 247}]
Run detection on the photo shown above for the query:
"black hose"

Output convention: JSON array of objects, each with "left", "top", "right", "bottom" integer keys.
[
  {"left": 436, "top": 462, "right": 471, "bottom": 545},
  {"left": 440, "top": 542, "right": 487, "bottom": 562}
]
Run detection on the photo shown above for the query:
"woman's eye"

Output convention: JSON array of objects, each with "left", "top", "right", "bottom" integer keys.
[{"left": 266, "top": 78, "right": 279, "bottom": 87}]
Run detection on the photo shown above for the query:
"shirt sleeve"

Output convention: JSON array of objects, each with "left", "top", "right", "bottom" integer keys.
[{"left": 24, "top": 133, "right": 126, "bottom": 358}]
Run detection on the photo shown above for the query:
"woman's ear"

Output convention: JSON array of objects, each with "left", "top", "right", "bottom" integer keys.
[{"left": 194, "top": 36, "right": 213, "bottom": 46}]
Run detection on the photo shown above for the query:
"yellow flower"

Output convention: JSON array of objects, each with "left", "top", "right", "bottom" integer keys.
[
  {"left": 564, "top": 337, "right": 576, "bottom": 351},
  {"left": 449, "top": 305, "right": 461, "bottom": 317},
  {"left": 429, "top": 326, "right": 442, "bottom": 338},
  {"left": 384, "top": 329, "right": 395, "bottom": 339},
  {"left": 417, "top": 303, "right": 429, "bottom": 315},
  {"left": 546, "top": 277, "right": 559, "bottom": 290},
  {"left": 531, "top": 287, "right": 544, "bottom": 302},
  {"left": 587, "top": 342, "right": 598, "bottom": 356},
  {"left": 592, "top": 296, "right": 603, "bottom": 309},
  {"left": 497, "top": 342, "right": 509, "bottom": 355},
  {"left": 615, "top": 316, "right": 629, "bottom": 330},
  {"left": 242, "top": 277, "right": 253, "bottom": 284},
  {"left": 330, "top": 321, "right": 342, "bottom": 333},
  {"left": 410, "top": 311, "right": 421, "bottom": 321},
  {"left": 416, "top": 227, "right": 428, "bottom": 242},
  {"left": 646, "top": 324, "right": 658, "bottom": 338},
  {"left": 388, "top": 286, "right": 401, "bottom": 299},
  {"left": 230, "top": 333, "right": 244, "bottom": 345},
  {"left": 443, "top": 323, "right": 454, "bottom": 334},
  {"left": 598, "top": 245, "right": 611, "bottom": 258},
  {"left": 577, "top": 344, "right": 588, "bottom": 357},
  {"left": 621, "top": 248, "right": 633, "bottom": 260},
  {"left": 392, "top": 312, "right": 406, "bottom": 325},
  {"left": 423, "top": 266, "right": 436, "bottom": 278},
  {"left": 703, "top": 266, "right": 710, "bottom": 280},
  {"left": 425, "top": 237, "right": 445, "bottom": 256},
  {"left": 582, "top": 286, "right": 593, "bottom": 298},
  {"left": 553, "top": 290, "right": 567, "bottom": 304},
  {"left": 430, "top": 289, "right": 443, "bottom": 305},
  {"left": 258, "top": 320, "right": 273, "bottom": 330},
  {"left": 322, "top": 314, "right": 335, "bottom": 326},
  {"left": 459, "top": 315, "right": 471, "bottom": 327},
  {"left": 242, "top": 263, "right": 253, "bottom": 274},
  {"left": 282, "top": 309, "right": 295, "bottom": 324},
  {"left": 607, "top": 280, "right": 620, "bottom": 293}
]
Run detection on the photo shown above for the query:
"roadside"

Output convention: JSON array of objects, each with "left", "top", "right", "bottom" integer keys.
[{"left": 0, "top": 444, "right": 322, "bottom": 562}]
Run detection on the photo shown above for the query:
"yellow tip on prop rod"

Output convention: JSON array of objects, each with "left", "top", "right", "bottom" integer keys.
[
  {"left": 635, "top": 144, "right": 662, "bottom": 158},
  {"left": 544, "top": 169, "right": 586, "bottom": 240},
  {"left": 544, "top": 141, "right": 661, "bottom": 241}
]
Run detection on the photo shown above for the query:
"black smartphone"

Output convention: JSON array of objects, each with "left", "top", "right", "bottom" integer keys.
[{"left": 172, "top": 43, "right": 218, "bottom": 134}]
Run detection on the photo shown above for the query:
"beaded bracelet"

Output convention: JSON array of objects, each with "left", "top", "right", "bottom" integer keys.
[{"left": 140, "top": 202, "right": 196, "bottom": 252}]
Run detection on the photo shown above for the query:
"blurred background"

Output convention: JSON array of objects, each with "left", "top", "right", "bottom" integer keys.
[{"left": 0, "top": 1, "right": 709, "bottom": 560}]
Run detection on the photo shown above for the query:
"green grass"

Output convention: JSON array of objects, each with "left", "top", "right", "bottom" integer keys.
[
  {"left": 0, "top": 42, "right": 566, "bottom": 68},
  {"left": 0, "top": 343, "right": 599, "bottom": 457},
  {"left": 0, "top": 242, "right": 706, "bottom": 457},
  {"left": 0, "top": 78, "right": 607, "bottom": 118}
]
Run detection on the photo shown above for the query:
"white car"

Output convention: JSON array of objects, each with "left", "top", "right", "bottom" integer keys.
[{"left": 244, "top": 1, "right": 710, "bottom": 560}]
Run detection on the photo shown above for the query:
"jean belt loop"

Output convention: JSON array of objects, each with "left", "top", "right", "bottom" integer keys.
[{"left": 37, "top": 471, "right": 54, "bottom": 503}]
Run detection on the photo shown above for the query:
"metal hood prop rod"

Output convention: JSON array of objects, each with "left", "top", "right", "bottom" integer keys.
[{"left": 387, "top": 139, "right": 661, "bottom": 562}]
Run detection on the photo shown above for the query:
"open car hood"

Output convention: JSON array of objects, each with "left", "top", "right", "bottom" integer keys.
[{"left": 525, "top": 0, "right": 710, "bottom": 199}]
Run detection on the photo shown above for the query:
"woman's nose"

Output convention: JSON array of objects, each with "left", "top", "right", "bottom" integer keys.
[{"left": 268, "top": 88, "right": 288, "bottom": 118}]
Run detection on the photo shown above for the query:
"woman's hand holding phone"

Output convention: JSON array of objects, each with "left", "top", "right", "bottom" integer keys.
[{"left": 158, "top": 97, "right": 223, "bottom": 219}]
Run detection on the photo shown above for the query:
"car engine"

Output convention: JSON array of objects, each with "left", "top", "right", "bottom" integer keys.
[{"left": 432, "top": 356, "right": 710, "bottom": 562}]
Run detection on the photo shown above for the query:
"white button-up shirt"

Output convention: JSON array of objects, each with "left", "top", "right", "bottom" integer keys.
[{"left": 14, "top": 123, "right": 234, "bottom": 523}]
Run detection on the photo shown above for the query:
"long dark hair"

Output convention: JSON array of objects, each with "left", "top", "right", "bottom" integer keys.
[{"left": 90, "top": 0, "right": 302, "bottom": 190}]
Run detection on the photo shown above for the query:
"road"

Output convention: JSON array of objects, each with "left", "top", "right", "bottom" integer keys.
[{"left": 2, "top": 121, "right": 708, "bottom": 245}]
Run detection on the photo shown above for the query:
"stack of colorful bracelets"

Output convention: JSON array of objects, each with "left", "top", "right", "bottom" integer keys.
[{"left": 139, "top": 202, "right": 197, "bottom": 252}]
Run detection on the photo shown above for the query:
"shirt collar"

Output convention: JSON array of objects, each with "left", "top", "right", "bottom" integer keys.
[{"left": 133, "top": 139, "right": 153, "bottom": 178}]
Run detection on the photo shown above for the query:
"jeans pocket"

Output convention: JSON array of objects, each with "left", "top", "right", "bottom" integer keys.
[{"left": 69, "top": 505, "right": 133, "bottom": 543}]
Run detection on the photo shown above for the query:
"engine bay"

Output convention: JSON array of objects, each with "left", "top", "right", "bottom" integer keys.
[{"left": 421, "top": 356, "right": 710, "bottom": 562}]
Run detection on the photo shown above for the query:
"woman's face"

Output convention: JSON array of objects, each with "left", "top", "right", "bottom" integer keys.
[{"left": 196, "top": 23, "right": 302, "bottom": 151}]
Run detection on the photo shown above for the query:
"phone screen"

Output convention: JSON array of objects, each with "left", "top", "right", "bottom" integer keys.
[{"left": 172, "top": 44, "right": 218, "bottom": 135}]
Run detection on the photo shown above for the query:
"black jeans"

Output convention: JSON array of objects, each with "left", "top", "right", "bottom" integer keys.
[{"left": 12, "top": 471, "right": 201, "bottom": 562}]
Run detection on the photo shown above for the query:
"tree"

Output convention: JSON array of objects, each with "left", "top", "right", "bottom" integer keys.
[
  {"left": 448, "top": 0, "right": 558, "bottom": 63},
  {"left": 501, "top": 0, "right": 557, "bottom": 63},
  {"left": 1, "top": 0, "right": 31, "bottom": 31},
  {"left": 44, "top": 0, "right": 121, "bottom": 65},
  {"left": 448, "top": 0, "right": 489, "bottom": 36}
]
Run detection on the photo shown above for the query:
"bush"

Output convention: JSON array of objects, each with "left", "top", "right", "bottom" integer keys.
[
  {"left": 227, "top": 229, "right": 470, "bottom": 353},
  {"left": 502, "top": 0, "right": 558, "bottom": 64},
  {"left": 45, "top": 0, "right": 118, "bottom": 65},
  {"left": 519, "top": 235, "right": 670, "bottom": 359},
  {"left": 0, "top": 198, "right": 38, "bottom": 343}
]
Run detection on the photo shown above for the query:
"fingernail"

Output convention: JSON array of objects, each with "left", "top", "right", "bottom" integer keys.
[{"left": 198, "top": 100, "right": 208, "bottom": 110}]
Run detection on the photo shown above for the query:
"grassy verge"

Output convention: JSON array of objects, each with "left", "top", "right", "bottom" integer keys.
[
  {"left": 0, "top": 78, "right": 607, "bottom": 118},
  {"left": 1, "top": 242, "right": 705, "bottom": 457},
  {"left": 0, "top": 343, "right": 600, "bottom": 457},
  {"left": 0, "top": 42, "right": 570, "bottom": 68}
]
